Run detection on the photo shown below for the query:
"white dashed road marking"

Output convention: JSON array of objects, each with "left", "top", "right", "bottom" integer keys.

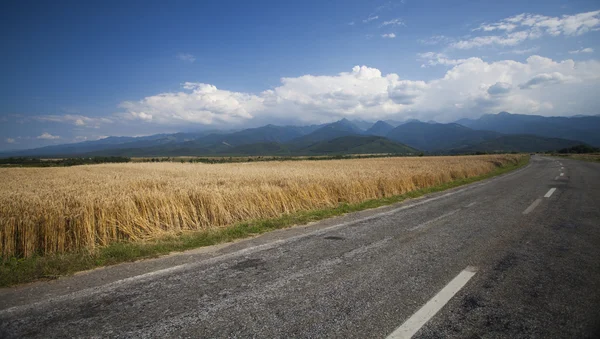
[
  {"left": 523, "top": 199, "right": 542, "bottom": 215},
  {"left": 387, "top": 266, "right": 478, "bottom": 339},
  {"left": 544, "top": 188, "right": 556, "bottom": 198}
]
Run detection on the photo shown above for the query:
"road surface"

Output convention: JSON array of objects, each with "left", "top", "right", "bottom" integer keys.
[{"left": 1, "top": 156, "right": 600, "bottom": 338}]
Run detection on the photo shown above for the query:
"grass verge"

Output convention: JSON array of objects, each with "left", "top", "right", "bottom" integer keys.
[
  {"left": 0, "top": 156, "right": 529, "bottom": 288},
  {"left": 549, "top": 153, "right": 600, "bottom": 163}
]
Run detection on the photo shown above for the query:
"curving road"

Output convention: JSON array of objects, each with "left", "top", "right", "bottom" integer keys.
[{"left": 1, "top": 155, "right": 600, "bottom": 338}]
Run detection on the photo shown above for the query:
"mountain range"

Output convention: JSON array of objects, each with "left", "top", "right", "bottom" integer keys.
[{"left": 1, "top": 112, "right": 597, "bottom": 158}]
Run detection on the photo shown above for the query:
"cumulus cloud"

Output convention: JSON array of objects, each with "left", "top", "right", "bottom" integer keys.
[
  {"left": 382, "top": 33, "right": 396, "bottom": 38},
  {"left": 569, "top": 47, "right": 594, "bottom": 54},
  {"left": 487, "top": 82, "right": 513, "bottom": 95},
  {"left": 118, "top": 56, "right": 600, "bottom": 124},
  {"left": 37, "top": 133, "right": 60, "bottom": 140},
  {"left": 119, "top": 82, "right": 264, "bottom": 125},
  {"left": 451, "top": 10, "right": 600, "bottom": 49},
  {"left": 177, "top": 53, "right": 196, "bottom": 62},
  {"left": 519, "top": 72, "right": 575, "bottom": 89}
]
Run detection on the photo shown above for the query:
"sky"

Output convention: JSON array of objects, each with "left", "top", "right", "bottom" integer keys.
[{"left": 1, "top": 0, "right": 599, "bottom": 150}]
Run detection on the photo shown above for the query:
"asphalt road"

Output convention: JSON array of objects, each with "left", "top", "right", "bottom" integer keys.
[{"left": 1, "top": 155, "right": 600, "bottom": 338}]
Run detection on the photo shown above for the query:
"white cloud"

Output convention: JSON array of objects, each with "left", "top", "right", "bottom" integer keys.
[
  {"left": 177, "top": 53, "right": 196, "bottom": 63},
  {"left": 451, "top": 31, "right": 532, "bottom": 49},
  {"left": 519, "top": 72, "right": 575, "bottom": 89},
  {"left": 363, "top": 15, "right": 379, "bottom": 23},
  {"left": 477, "top": 10, "right": 600, "bottom": 35},
  {"left": 118, "top": 56, "right": 600, "bottom": 125},
  {"left": 381, "top": 18, "right": 405, "bottom": 27},
  {"left": 569, "top": 47, "right": 594, "bottom": 54},
  {"left": 37, "top": 133, "right": 60, "bottom": 140},
  {"left": 499, "top": 46, "right": 540, "bottom": 55},
  {"left": 487, "top": 82, "right": 513, "bottom": 95},
  {"left": 119, "top": 83, "right": 264, "bottom": 125},
  {"left": 5, "top": 138, "right": 15, "bottom": 144},
  {"left": 417, "top": 52, "right": 471, "bottom": 67},
  {"left": 452, "top": 10, "right": 600, "bottom": 49},
  {"left": 419, "top": 35, "right": 452, "bottom": 45},
  {"left": 34, "top": 114, "right": 112, "bottom": 128},
  {"left": 474, "top": 22, "right": 518, "bottom": 32},
  {"left": 382, "top": 33, "right": 396, "bottom": 38}
]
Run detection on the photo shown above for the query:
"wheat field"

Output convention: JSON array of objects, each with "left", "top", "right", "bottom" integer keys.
[{"left": 0, "top": 155, "right": 522, "bottom": 258}]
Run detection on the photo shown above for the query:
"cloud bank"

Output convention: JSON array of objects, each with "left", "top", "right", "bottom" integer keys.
[{"left": 118, "top": 56, "right": 600, "bottom": 125}]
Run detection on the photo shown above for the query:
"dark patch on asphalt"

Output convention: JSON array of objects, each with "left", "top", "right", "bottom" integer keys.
[
  {"left": 230, "top": 258, "right": 265, "bottom": 271},
  {"left": 323, "top": 236, "right": 345, "bottom": 241},
  {"left": 483, "top": 312, "right": 527, "bottom": 335},
  {"left": 462, "top": 295, "right": 485, "bottom": 312},
  {"left": 482, "top": 253, "right": 519, "bottom": 289},
  {"left": 493, "top": 253, "right": 518, "bottom": 273},
  {"left": 550, "top": 221, "right": 578, "bottom": 230}
]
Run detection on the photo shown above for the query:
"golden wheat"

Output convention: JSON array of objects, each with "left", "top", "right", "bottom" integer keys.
[{"left": 0, "top": 155, "right": 522, "bottom": 258}]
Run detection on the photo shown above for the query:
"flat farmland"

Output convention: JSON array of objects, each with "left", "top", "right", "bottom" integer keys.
[{"left": 0, "top": 155, "right": 523, "bottom": 259}]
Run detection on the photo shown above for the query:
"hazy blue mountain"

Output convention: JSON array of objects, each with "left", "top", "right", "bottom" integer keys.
[
  {"left": 383, "top": 119, "right": 418, "bottom": 127},
  {"left": 351, "top": 119, "right": 374, "bottom": 131},
  {"left": 456, "top": 112, "right": 600, "bottom": 146},
  {"left": 192, "top": 124, "right": 307, "bottom": 147},
  {"left": 365, "top": 121, "right": 394, "bottom": 137},
  {"left": 5, "top": 112, "right": 599, "bottom": 158},
  {"left": 386, "top": 121, "right": 501, "bottom": 152},
  {"left": 456, "top": 135, "right": 583, "bottom": 153},
  {"left": 287, "top": 118, "right": 364, "bottom": 149},
  {"left": 0, "top": 124, "right": 317, "bottom": 158}
]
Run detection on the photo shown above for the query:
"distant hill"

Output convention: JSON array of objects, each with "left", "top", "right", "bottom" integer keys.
[
  {"left": 219, "top": 142, "right": 292, "bottom": 156},
  {"left": 87, "top": 135, "right": 415, "bottom": 157},
  {"left": 456, "top": 135, "right": 583, "bottom": 153},
  {"left": 301, "top": 135, "right": 417, "bottom": 155},
  {"left": 194, "top": 124, "right": 307, "bottom": 147},
  {"left": 386, "top": 122, "right": 501, "bottom": 152},
  {"left": 366, "top": 121, "right": 394, "bottom": 137},
  {"left": 456, "top": 112, "right": 600, "bottom": 146},
  {"left": 288, "top": 118, "right": 364, "bottom": 149},
  {"left": 351, "top": 119, "right": 373, "bottom": 131}
]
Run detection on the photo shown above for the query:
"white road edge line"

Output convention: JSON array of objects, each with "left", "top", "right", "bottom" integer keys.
[
  {"left": 544, "top": 188, "right": 557, "bottom": 198},
  {"left": 523, "top": 199, "right": 542, "bottom": 215},
  {"left": 386, "top": 266, "right": 478, "bottom": 339}
]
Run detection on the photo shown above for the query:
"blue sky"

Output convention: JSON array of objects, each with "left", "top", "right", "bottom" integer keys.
[{"left": 1, "top": 0, "right": 599, "bottom": 150}]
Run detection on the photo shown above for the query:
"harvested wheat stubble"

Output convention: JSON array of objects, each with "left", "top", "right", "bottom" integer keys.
[{"left": 0, "top": 154, "right": 523, "bottom": 258}]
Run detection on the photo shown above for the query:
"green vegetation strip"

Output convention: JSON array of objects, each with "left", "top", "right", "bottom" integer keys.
[
  {"left": 551, "top": 153, "right": 600, "bottom": 163},
  {"left": 0, "top": 156, "right": 529, "bottom": 287}
]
